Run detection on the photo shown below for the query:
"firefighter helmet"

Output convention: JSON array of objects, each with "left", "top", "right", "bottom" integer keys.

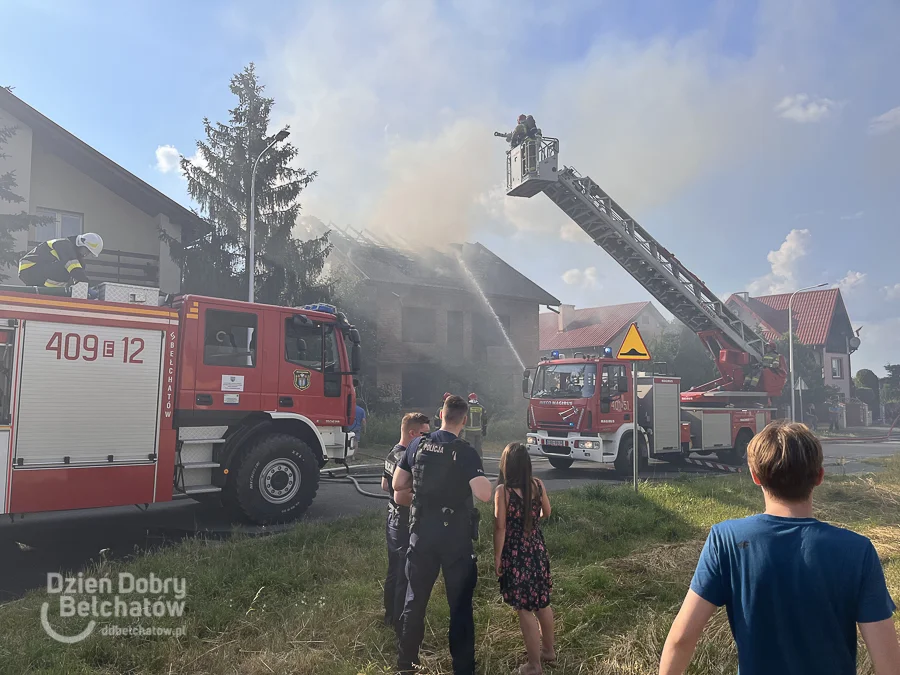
[
  {"left": 468, "top": 392, "right": 478, "bottom": 402},
  {"left": 442, "top": 392, "right": 451, "bottom": 401},
  {"left": 517, "top": 114, "right": 527, "bottom": 123},
  {"left": 75, "top": 233, "right": 104, "bottom": 257}
]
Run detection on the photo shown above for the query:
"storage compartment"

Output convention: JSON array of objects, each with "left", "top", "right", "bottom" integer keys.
[
  {"left": 97, "top": 283, "right": 160, "bottom": 306},
  {"left": 637, "top": 376, "right": 681, "bottom": 454}
]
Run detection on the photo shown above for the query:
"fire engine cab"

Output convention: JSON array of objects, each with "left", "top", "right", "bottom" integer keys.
[
  {"left": 0, "top": 283, "right": 361, "bottom": 524},
  {"left": 505, "top": 135, "right": 785, "bottom": 471}
]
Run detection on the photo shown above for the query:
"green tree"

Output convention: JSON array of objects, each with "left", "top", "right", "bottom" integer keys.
[
  {"left": 164, "top": 64, "right": 331, "bottom": 305},
  {"left": 773, "top": 333, "right": 837, "bottom": 408},
  {"left": 855, "top": 368, "right": 881, "bottom": 415},
  {"left": 0, "top": 124, "right": 51, "bottom": 282},
  {"left": 648, "top": 320, "right": 718, "bottom": 390}
]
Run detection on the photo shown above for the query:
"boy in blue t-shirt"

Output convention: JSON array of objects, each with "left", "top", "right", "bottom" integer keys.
[{"left": 660, "top": 422, "right": 899, "bottom": 675}]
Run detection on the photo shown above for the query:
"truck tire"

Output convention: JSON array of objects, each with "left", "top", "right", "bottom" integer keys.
[
  {"left": 718, "top": 430, "right": 752, "bottom": 466},
  {"left": 548, "top": 456, "right": 574, "bottom": 470},
  {"left": 614, "top": 435, "right": 649, "bottom": 476},
  {"left": 227, "top": 433, "right": 320, "bottom": 524}
]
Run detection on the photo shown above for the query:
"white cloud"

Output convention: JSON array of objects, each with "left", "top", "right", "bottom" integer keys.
[
  {"left": 836, "top": 270, "right": 866, "bottom": 293},
  {"left": 774, "top": 94, "right": 839, "bottom": 123},
  {"left": 748, "top": 228, "right": 812, "bottom": 295},
  {"left": 154, "top": 144, "right": 206, "bottom": 178},
  {"left": 839, "top": 210, "right": 865, "bottom": 221},
  {"left": 883, "top": 283, "right": 900, "bottom": 301},
  {"left": 562, "top": 266, "right": 599, "bottom": 289},
  {"left": 868, "top": 105, "right": 900, "bottom": 135},
  {"left": 154, "top": 145, "right": 180, "bottom": 173},
  {"left": 851, "top": 318, "right": 900, "bottom": 375}
]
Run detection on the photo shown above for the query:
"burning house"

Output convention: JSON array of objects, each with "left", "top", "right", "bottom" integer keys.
[{"left": 327, "top": 226, "right": 559, "bottom": 412}]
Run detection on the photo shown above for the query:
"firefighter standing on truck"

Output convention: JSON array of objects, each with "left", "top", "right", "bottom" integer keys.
[
  {"left": 464, "top": 392, "right": 487, "bottom": 458},
  {"left": 18, "top": 233, "right": 104, "bottom": 288},
  {"left": 393, "top": 395, "right": 493, "bottom": 675}
]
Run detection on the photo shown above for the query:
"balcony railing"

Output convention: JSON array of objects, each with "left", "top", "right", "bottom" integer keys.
[{"left": 27, "top": 242, "right": 160, "bottom": 288}]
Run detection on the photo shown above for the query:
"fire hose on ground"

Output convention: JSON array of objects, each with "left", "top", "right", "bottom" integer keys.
[
  {"left": 320, "top": 463, "right": 501, "bottom": 501},
  {"left": 817, "top": 413, "right": 900, "bottom": 443}
]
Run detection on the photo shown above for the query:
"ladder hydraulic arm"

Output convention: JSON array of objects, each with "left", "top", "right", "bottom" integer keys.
[{"left": 504, "top": 136, "right": 786, "bottom": 400}]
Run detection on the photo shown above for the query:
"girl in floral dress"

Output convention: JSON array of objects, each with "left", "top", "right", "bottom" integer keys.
[{"left": 494, "top": 442, "right": 555, "bottom": 675}]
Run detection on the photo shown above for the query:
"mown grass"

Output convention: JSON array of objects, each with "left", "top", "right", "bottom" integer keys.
[{"left": 1, "top": 460, "right": 898, "bottom": 674}]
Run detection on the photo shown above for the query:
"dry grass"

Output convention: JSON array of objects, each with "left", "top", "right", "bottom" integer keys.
[{"left": 0, "top": 459, "right": 898, "bottom": 674}]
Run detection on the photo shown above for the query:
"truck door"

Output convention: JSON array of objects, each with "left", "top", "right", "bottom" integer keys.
[
  {"left": 277, "top": 314, "right": 346, "bottom": 425},
  {"left": 193, "top": 306, "right": 262, "bottom": 410}
]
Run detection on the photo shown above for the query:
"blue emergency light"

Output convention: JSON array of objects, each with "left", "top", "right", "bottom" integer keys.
[
  {"left": 302, "top": 303, "right": 337, "bottom": 314},
  {"left": 603, "top": 346, "right": 613, "bottom": 357},
  {"left": 551, "top": 350, "right": 560, "bottom": 359}
]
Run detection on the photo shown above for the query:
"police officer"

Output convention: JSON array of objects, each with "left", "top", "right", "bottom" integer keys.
[
  {"left": 18, "top": 233, "right": 104, "bottom": 288},
  {"left": 464, "top": 393, "right": 487, "bottom": 458},
  {"left": 393, "top": 395, "right": 493, "bottom": 675},
  {"left": 381, "top": 412, "right": 430, "bottom": 635},
  {"left": 433, "top": 392, "right": 451, "bottom": 429}
]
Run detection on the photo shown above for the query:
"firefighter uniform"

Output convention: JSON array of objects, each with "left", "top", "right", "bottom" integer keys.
[
  {"left": 383, "top": 442, "right": 410, "bottom": 635},
  {"left": 18, "top": 237, "right": 89, "bottom": 288},
  {"left": 746, "top": 351, "right": 781, "bottom": 390},
  {"left": 464, "top": 398, "right": 486, "bottom": 458},
  {"left": 397, "top": 430, "right": 485, "bottom": 675}
]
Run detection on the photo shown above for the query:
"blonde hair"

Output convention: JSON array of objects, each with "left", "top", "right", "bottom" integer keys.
[{"left": 747, "top": 421, "right": 823, "bottom": 501}]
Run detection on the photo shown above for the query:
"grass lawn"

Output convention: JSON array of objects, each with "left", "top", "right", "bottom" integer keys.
[{"left": 1, "top": 461, "right": 898, "bottom": 674}]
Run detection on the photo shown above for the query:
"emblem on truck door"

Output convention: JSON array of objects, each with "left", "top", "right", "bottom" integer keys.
[{"left": 293, "top": 369, "right": 311, "bottom": 391}]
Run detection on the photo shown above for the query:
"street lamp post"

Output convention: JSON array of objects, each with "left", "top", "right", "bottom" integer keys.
[
  {"left": 789, "top": 282, "right": 828, "bottom": 422},
  {"left": 248, "top": 128, "right": 290, "bottom": 303}
]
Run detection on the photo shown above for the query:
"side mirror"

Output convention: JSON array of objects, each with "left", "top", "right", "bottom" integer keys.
[
  {"left": 617, "top": 375, "right": 629, "bottom": 393},
  {"left": 351, "top": 342, "right": 362, "bottom": 374},
  {"left": 522, "top": 369, "right": 531, "bottom": 398},
  {"left": 349, "top": 328, "right": 361, "bottom": 344}
]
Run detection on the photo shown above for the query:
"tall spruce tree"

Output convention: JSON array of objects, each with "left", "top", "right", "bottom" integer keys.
[
  {"left": 0, "top": 123, "right": 52, "bottom": 282},
  {"left": 166, "top": 64, "right": 331, "bottom": 305}
]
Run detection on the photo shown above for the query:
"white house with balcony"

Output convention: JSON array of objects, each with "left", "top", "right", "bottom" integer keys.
[{"left": 0, "top": 88, "right": 204, "bottom": 293}]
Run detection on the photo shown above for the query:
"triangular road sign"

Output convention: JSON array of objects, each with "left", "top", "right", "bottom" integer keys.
[{"left": 617, "top": 323, "right": 651, "bottom": 361}]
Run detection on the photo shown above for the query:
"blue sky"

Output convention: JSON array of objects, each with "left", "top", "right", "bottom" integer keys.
[{"left": 3, "top": 0, "right": 899, "bottom": 375}]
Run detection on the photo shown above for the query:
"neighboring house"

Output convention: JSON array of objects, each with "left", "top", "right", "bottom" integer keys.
[
  {"left": 726, "top": 289, "right": 858, "bottom": 401},
  {"left": 539, "top": 301, "right": 668, "bottom": 358},
  {"left": 0, "top": 88, "right": 204, "bottom": 293},
  {"left": 329, "top": 230, "right": 559, "bottom": 409}
]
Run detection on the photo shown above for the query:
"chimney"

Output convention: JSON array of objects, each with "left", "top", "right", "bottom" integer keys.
[
  {"left": 558, "top": 304, "right": 575, "bottom": 332},
  {"left": 735, "top": 292, "right": 750, "bottom": 301}
]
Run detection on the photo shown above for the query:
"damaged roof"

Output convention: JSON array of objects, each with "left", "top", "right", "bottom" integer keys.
[
  {"left": 726, "top": 288, "right": 848, "bottom": 346},
  {"left": 539, "top": 302, "right": 652, "bottom": 351},
  {"left": 330, "top": 232, "right": 560, "bottom": 305}
]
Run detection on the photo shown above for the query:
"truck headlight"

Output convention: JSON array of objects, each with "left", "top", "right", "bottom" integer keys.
[
  {"left": 526, "top": 436, "right": 538, "bottom": 445},
  {"left": 576, "top": 440, "right": 597, "bottom": 449}
]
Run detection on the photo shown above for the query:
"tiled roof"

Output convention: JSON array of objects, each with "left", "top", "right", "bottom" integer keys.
[
  {"left": 726, "top": 289, "right": 841, "bottom": 346},
  {"left": 540, "top": 302, "right": 649, "bottom": 351},
  {"left": 329, "top": 234, "right": 559, "bottom": 305}
]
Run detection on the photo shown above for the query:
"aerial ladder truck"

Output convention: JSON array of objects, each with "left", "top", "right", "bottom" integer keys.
[{"left": 506, "top": 134, "right": 787, "bottom": 470}]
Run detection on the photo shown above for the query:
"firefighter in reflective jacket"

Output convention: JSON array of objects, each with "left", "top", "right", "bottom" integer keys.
[
  {"left": 18, "top": 233, "right": 104, "bottom": 288},
  {"left": 393, "top": 395, "right": 493, "bottom": 675},
  {"left": 745, "top": 343, "right": 782, "bottom": 390},
  {"left": 463, "top": 393, "right": 487, "bottom": 458}
]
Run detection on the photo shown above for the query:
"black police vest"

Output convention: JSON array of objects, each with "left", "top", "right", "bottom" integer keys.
[
  {"left": 410, "top": 435, "right": 473, "bottom": 524},
  {"left": 384, "top": 444, "right": 407, "bottom": 510}
]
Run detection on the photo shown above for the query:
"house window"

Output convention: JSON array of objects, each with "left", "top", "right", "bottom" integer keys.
[
  {"left": 33, "top": 208, "right": 83, "bottom": 243},
  {"left": 203, "top": 310, "right": 258, "bottom": 368},
  {"left": 402, "top": 307, "right": 436, "bottom": 343},
  {"left": 831, "top": 357, "right": 843, "bottom": 379},
  {"left": 401, "top": 364, "right": 436, "bottom": 407}
]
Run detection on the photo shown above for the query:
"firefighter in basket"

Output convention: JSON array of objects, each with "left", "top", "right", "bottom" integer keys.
[
  {"left": 463, "top": 392, "right": 488, "bottom": 458},
  {"left": 18, "top": 233, "right": 104, "bottom": 289}
]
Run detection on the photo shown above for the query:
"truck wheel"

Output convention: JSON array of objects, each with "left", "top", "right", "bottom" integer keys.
[
  {"left": 548, "top": 456, "right": 574, "bottom": 470},
  {"left": 614, "top": 435, "right": 649, "bottom": 475},
  {"left": 718, "top": 431, "right": 752, "bottom": 466},
  {"left": 228, "top": 433, "right": 320, "bottom": 524}
]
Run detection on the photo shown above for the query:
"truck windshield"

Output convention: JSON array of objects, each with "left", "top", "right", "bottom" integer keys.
[{"left": 532, "top": 363, "right": 597, "bottom": 399}]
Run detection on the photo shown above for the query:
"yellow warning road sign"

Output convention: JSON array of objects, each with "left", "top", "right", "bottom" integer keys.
[{"left": 616, "top": 323, "right": 651, "bottom": 361}]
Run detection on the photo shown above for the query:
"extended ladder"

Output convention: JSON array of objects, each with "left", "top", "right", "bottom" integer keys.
[{"left": 506, "top": 137, "right": 767, "bottom": 362}]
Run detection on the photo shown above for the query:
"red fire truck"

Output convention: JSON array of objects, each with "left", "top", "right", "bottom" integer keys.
[
  {"left": 0, "top": 286, "right": 361, "bottom": 524},
  {"left": 506, "top": 136, "right": 786, "bottom": 471}
]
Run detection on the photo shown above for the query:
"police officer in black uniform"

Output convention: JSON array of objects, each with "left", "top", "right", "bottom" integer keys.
[
  {"left": 381, "top": 412, "right": 430, "bottom": 635},
  {"left": 393, "top": 395, "right": 493, "bottom": 675}
]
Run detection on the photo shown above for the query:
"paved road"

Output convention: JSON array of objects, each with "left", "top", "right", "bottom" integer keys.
[{"left": 0, "top": 440, "right": 895, "bottom": 601}]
